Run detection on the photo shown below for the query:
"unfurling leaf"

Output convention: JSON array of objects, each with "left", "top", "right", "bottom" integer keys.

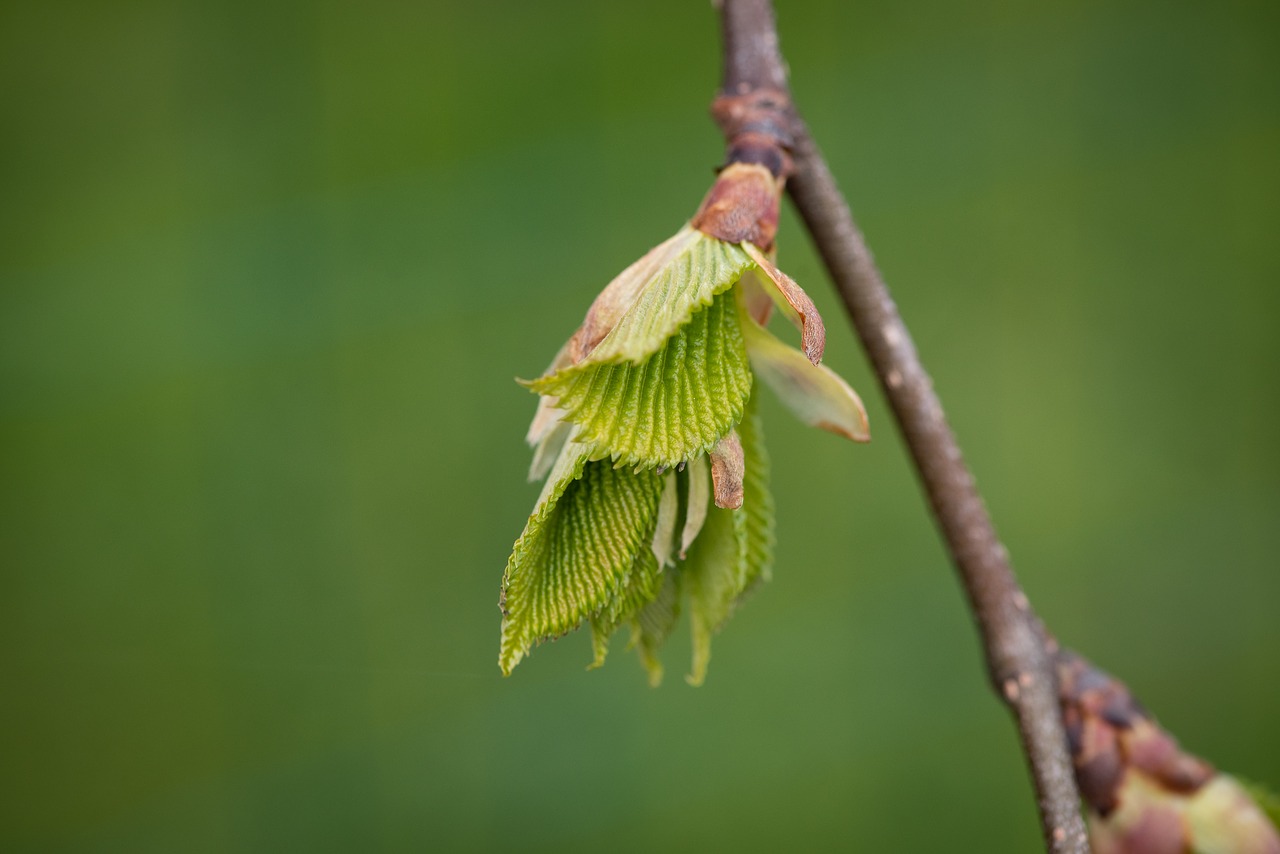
[
  {"left": 499, "top": 448, "right": 664, "bottom": 675},
  {"left": 500, "top": 159, "right": 868, "bottom": 682},
  {"left": 738, "top": 394, "right": 775, "bottom": 598},
  {"left": 650, "top": 471, "right": 680, "bottom": 568},
  {"left": 631, "top": 568, "right": 683, "bottom": 687},
  {"left": 552, "top": 226, "right": 753, "bottom": 369},
  {"left": 742, "top": 310, "right": 870, "bottom": 442},
  {"left": 680, "top": 393, "right": 775, "bottom": 685},
  {"left": 532, "top": 291, "right": 752, "bottom": 468},
  {"left": 684, "top": 502, "right": 748, "bottom": 687},
  {"left": 589, "top": 546, "right": 662, "bottom": 669}
]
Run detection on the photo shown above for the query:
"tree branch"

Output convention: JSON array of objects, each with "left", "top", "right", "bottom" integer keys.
[{"left": 713, "top": 2, "right": 1089, "bottom": 850}]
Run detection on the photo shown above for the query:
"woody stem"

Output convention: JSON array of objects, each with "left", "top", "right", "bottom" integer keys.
[{"left": 714, "top": 1, "right": 1089, "bottom": 851}]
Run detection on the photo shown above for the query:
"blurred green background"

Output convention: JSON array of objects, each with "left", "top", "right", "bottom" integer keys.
[{"left": 3, "top": 0, "right": 1277, "bottom": 850}]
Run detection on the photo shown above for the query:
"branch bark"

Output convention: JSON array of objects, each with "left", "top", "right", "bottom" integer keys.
[{"left": 714, "top": 2, "right": 1090, "bottom": 851}]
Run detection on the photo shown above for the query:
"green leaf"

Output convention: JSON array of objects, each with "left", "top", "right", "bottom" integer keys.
[
  {"left": 737, "top": 394, "right": 775, "bottom": 601},
  {"left": 499, "top": 451, "right": 664, "bottom": 675},
  {"left": 630, "top": 567, "right": 683, "bottom": 687},
  {"left": 589, "top": 546, "right": 662, "bottom": 669},
  {"left": 629, "top": 464, "right": 697, "bottom": 686},
  {"left": 563, "top": 228, "right": 705, "bottom": 367},
  {"left": 562, "top": 226, "right": 753, "bottom": 368},
  {"left": 589, "top": 475, "right": 676, "bottom": 670},
  {"left": 683, "top": 503, "right": 748, "bottom": 686},
  {"left": 675, "top": 395, "right": 774, "bottom": 686},
  {"left": 532, "top": 290, "right": 753, "bottom": 469}
]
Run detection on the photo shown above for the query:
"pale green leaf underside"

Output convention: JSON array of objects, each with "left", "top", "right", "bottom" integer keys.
[
  {"left": 680, "top": 453, "right": 710, "bottom": 557},
  {"left": 570, "top": 226, "right": 754, "bottom": 368},
  {"left": 499, "top": 455, "right": 663, "bottom": 675},
  {"left": 532, "top": 291, "right": 753, "bottom": 468},
  {"left": 651, "top": 471, "right": 679, "bottom": 567},
  {"left": 742, "top": 313, "right": 870, "bottom": 442}
]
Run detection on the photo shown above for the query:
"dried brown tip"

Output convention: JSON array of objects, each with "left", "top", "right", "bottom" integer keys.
[
  {"left": 709, "top": 430, "right": 745, "bottom": 510},
  {"left": 742, "top": 242, "right": 826, "bottom": 365},
  {"left": 565, "top": 228, "right": 697, "bottom": 365}
]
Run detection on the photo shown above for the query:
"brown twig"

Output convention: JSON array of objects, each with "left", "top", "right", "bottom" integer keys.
[{"left": 713, "top": 1, "right": 1090, "bottom": 850}]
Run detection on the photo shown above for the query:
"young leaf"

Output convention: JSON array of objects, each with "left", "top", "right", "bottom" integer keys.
[
  {"left": 563, "top": 226, "right": 754, "bottom": 367},
  {"left": 683, "top": 504, "right": 749, "bottom": 686},
  {"left": 678, "top": 400, "right": 774, "bottom": 686},
  {"left": 589, "top": 546, "right": 663, "bottom": 669},
  {"left": 631, "top": 568, "right": 683, "bottom": 687},
  {"left": 742, "top": 309, "right": 870, "bottom": 443},
  {"left": 532, "top": 291, "right": 753, "bottom": 468},
  {"left": 527, "top": 418, "right": 571, "bottom": 482},
  {"left": 651, "top": 471, "right": 680, "bottom": 567},
  {"left": 737, "top": 394, "right": 776, "bottom": 601},
  {"left": 564, "top": 227, "right": 703, "bottom": 364},
  {"left": 680, "top": 453, "right": 711, "bottom": 558},
  {"left": 499, "top": 450, "right": 664, "bottom": 675}
]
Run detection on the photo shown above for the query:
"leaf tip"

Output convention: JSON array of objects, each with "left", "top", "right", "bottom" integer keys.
[
  {"left": 588, "top": 624, "right": 610, "bottom": 670},
  {"left": 817, "top": 419, "right": 871, "bottom": 443},
  {"left": 801, "top": 316, "right": 826, "bottom": 366}
]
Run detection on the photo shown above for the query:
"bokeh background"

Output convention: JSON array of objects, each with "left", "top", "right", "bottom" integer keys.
[{"left": 3, "top": 0, "right": 1278, "bottom": 850}]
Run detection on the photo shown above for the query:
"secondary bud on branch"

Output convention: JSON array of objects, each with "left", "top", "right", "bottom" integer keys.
[{"left": 1058, "top": 651, "right": 1280, "bottom": 854}]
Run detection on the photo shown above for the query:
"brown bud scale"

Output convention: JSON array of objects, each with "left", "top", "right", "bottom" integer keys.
[{"left": 691, "top": 163, "right": 782, "bottom": 252}]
